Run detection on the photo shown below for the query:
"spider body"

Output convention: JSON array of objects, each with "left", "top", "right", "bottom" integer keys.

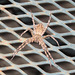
[{"left": 11, "top": 13, "right": 60, "bottom": 66}]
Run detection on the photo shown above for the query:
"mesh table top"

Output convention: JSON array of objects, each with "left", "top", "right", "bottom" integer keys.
[{"left": 0, "top": 0, "right": 75, "bottom": 75}]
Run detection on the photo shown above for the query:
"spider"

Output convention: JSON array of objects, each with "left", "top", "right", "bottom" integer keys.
[{"left": 11, "top": 13, "right": 59, "bottom": 66}]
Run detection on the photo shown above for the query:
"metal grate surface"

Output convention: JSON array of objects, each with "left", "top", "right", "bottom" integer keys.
[{"left": 0, "top": 0, "right": 75, "bottom": 75}]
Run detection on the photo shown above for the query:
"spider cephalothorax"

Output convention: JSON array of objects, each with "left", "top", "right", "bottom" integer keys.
[
  {"left": 34, "top": 23, "right": 45, "bottom": 35},
  {"left": 11, "top": 13, "right": 59, "bottom": 66}
]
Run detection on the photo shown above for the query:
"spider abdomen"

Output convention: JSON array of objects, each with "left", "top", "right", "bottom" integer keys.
[{"left": 32, "top": 34, "right": 42, "bottom": 42}]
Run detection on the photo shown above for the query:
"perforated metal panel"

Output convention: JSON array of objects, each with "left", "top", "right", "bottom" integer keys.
[{"left": 0, "top": 0, "right": 75, "bottom": 75}]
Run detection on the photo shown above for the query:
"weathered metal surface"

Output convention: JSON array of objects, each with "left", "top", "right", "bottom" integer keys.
[{"left": 0, "top": 0, "right": 75, "bottom": 75}]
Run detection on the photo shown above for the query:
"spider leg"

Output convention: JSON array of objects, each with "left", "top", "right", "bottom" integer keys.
[
  {"left": 44, "top": 48, "right": 52, "bottom": 66},
  {"left": 20, "top": 28, "right": 34, "bottom": 37},
  {"left": 39, "top": 39, "right": 56, "bottom": 66},
  {"left": 11, "top": 37, "right": 34, "bottom": 60},
  {"left": 42, "top": 13, "right": 52, "bottom": 35},
  {"left": 10, "top": 42, "right": 25, "bottom": 60},
  {"left": 43, "top": 35, "right": 60, "bottom": 47},
  {"left": 45, "top": 46, "right": 56, "bottom": 65},
  {"left": 31, "top": 13, "right": 36, "bottom": 31},
  {"left": 46, "top": 13, "right": 52, "bottom": 29},
  {"left": 39, "top": 39, "right": 53, "bottom": 66}
]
